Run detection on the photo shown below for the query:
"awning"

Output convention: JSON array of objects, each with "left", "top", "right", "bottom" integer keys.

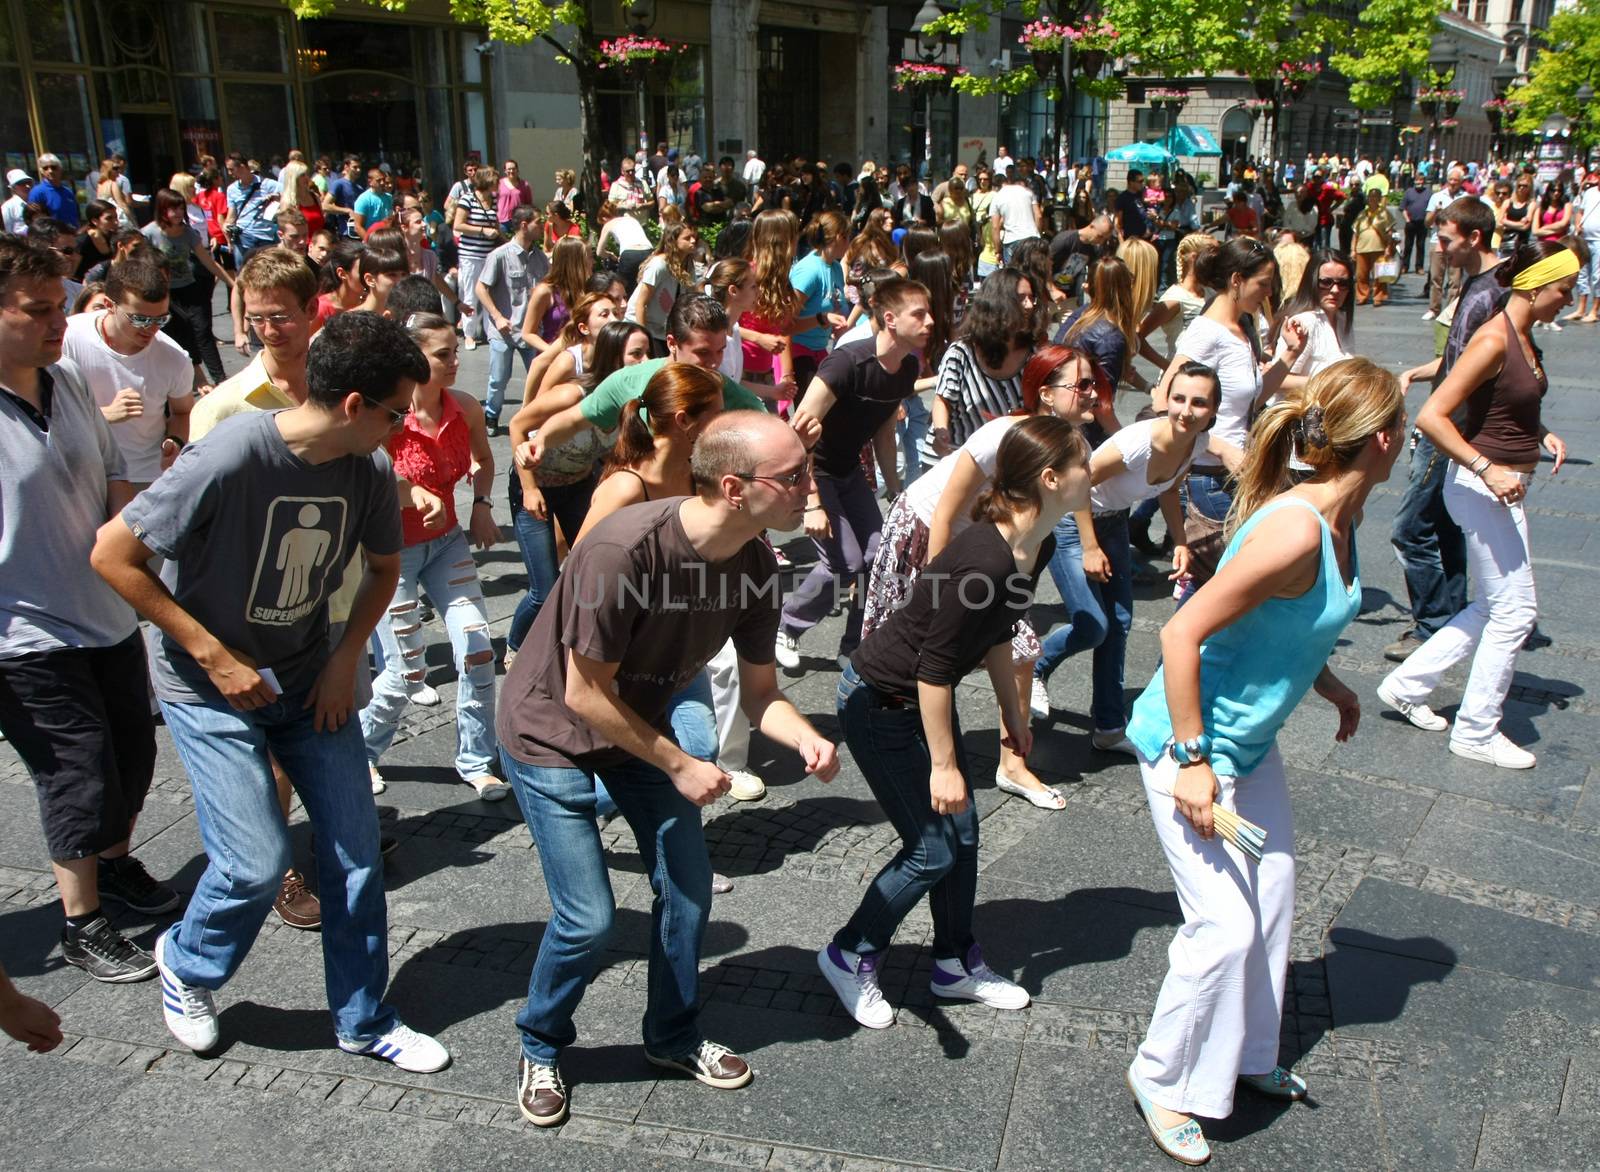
[{"left": 1163, "top": 124, "right": 1223, "bottom": 157}]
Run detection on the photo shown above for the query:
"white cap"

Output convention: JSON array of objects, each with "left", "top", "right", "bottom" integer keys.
[{"left": 6, "top": 169, "right": 32, "bottom": 187}]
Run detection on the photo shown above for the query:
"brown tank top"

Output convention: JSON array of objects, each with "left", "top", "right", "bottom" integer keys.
[{"left": 1462, "top": 315, "right": 1544, "bottom": 465}]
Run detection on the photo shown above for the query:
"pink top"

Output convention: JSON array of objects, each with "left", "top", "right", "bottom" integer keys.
[
  {"left": 389, "top": 391, "right": 473, "bottom": 547},
  {"left": 497, "top": 177, "right": 533, "bottom": 224}
]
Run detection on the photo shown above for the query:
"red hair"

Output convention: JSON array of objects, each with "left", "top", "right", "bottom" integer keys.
[{"left": 1018, "top": 344, "right": 1112, "bottom": 415}]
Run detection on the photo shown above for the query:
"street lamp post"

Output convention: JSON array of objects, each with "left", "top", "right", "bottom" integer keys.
[
  {"left": 914, "top": 0, "right": 947, "bottom": 183},
  {"left": 626, "top": 0, "right": 656, "bottom": 159},
  {"left": 1422, "top": 33, "right": 1460, "bottom": 173}
]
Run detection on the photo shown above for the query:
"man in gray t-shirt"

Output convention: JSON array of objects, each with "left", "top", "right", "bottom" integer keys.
[
  {"left": 0, "top": 239, "right": 174, "bottom": 986},
  {"left": 93, "top": 312, "right": 451, "bottom": 1072},
  {"left": 473, "top": 204, "right": 548, "bottom": 431}
]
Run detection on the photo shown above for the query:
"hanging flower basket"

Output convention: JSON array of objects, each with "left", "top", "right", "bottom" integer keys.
[
  {"left": 1276, "top": 59, "right": 1321, "bottom": 100},
  {"left": 599, "top": 36, "right": 685, "bottom": 87},
  {"left": 1018, "top": 16, "right": 1117, "bottom": 77},
  {"left": 894, "top": 60, "right": 951, "bottom": 91},
  {"left": 1439, "top": 117, "right": 1460, "bottom": 130},
  {"left": 1482, "top": 97, "right": 1513, "bottom": 114},
  {"left": 1148, "top": 88, "right": 1189, "bottom": 107},
  {"left": 1241, "top": 98, "right": 1274, "bottom": 114}
]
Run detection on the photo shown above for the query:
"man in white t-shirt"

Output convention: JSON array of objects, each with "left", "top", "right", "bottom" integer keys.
[
  {"left": 61, "top": 259, "right": 194, "bottom": 490},
  {"left": 1567, "top": 171, "right": 1600, "bottom": 323},
  {"left": 742, "top": 150, "right": 766, "bottom": 186},
  {"left": 989, "top": 170, "right": 1042, "bottom": 262},
  {"left": 2, "top": 169, "right": 33, "bottom": 235},
  {"left": 1422, "top": 167, "right": 1466, "bottom": 319}
]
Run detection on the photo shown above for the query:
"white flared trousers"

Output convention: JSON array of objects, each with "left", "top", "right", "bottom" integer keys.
[
  {"left": 1130, "top": 746, "right": 1296, "bottom": 1119},
  {"left": 1383, "top": 464, "right": 1536, "bottom": 746}
]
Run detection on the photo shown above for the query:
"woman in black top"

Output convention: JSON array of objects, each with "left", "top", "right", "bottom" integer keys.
[{"left": 817, "top": 416, "right": 1090, "bottom": 1030}]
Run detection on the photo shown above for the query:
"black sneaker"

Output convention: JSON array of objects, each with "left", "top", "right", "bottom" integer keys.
[
  {"left": 98, "top": 855, "right": 180, "bottom": 914},
  {"left": 62, "top": 916, "right": 157, "bottom": 983}
]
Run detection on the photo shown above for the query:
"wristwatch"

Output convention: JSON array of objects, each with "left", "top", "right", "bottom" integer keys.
[{"left": 1167, "top": 733, "right": 1213, "bottom": 766}]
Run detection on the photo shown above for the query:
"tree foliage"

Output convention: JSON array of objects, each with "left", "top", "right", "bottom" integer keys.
[
  {"left": 1327, "top": 0, "right": 1451, "bottom": 110},
  {"left": 1506, "top": 0, "right": 1600, "bottom": 145}
]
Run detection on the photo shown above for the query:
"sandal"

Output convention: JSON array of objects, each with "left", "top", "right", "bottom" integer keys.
[
  {"left": 1238, "top": 1065, "right": 1307, "bottom": 1100},
  {"left": 994, "top": 768, "right": 1065, "bottom": 810},
  {"left": 465, "top": 774, "right": 512, "bottom": 802},
  {"left": 1127, "top": 1067, "right": 1211, "bottom": 1165}
]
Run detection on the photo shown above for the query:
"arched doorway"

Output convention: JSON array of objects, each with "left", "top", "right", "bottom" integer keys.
[{"left": 1219, "top": 107, "right": 1256, "bottom": 179}]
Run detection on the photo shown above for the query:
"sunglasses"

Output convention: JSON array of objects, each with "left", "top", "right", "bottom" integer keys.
[
  {"left": 1317, "top": 277, "right": 1353, "bottom": 290},
  {"left": 734, "top": 461, "right": 811, "bottom": 488},
  {"left": 1048, "top": 375, "right": 1101, "bottom": 397},
  {"left": 360, "top": 394, "right": 408, "bottom": 426},
  {"left": 119, "top": 306, "right": 171, "bottom": 329}
]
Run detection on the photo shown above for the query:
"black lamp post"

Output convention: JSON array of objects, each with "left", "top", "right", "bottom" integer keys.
[
  {"left": 914, "top": 0, "right": 947, "bottom": 182},
  {"left": 1271, "top": 1, "right": 1306, "bottom": 171},
  {"left": 1422, "top": 32, "right": 1460, "bottom": 172},
  {"left": 626, "top": 0, "right": 657, "bottom": 160}
]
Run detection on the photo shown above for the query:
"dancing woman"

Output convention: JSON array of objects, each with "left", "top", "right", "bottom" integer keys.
[
  {"left": 1124, "top": 358, "right": 1405, "bottom": 1164},
  {"left": 1376, "top": 241, "right": 1577, "bottom": 769},
  {"left": 820, "top": 417, "right": 1089, "bottom": 1029}
]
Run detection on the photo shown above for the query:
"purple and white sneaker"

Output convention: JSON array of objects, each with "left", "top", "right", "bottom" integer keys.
[
  {"left": 817, "top": 943, "right": 893, "bottom": 1028},
  {"left": 930, "top": 944, "right": 1029, "bottom": 1010}
]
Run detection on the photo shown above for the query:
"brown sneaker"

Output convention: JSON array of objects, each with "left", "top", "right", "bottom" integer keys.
[
  {"left": 517, "top": 1056, "right": 568, "bottom": 1126},
  {"left": 274, "top": 869, "right": 321, "bottom": 930},
  {"left": 645, "top": 1039, "right": 752, "bottom": 1089},
  {"left": 1383, "top": 629, "right": 1426, "bottom": 663}
]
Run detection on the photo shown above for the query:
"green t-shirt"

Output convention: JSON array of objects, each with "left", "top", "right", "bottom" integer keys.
[{"left": 578, "top": 358, "right": 768, "bottom": 429}]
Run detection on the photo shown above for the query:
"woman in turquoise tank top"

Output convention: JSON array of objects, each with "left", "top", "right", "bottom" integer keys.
[{"left": 1123, "top": 357, "right": 1406, "bottom": 1165}]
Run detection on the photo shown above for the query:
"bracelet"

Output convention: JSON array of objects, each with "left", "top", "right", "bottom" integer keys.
[
  {"left": 1469, "top": 455, "right": 1490, "bottom": 477},
  {"left": 473, "top": 496, "right": 492, "bottom": 507},
  {"left": 805, "top": 505, "right": 826, "bottom": 513}
]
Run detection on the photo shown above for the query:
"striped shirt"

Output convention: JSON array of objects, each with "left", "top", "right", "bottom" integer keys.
[
  {"left": 935, "top": 340, "right": 1023, "bottom": 448},
  {"left": 455, "top": 190, "right": 500, "bottom": 260}
]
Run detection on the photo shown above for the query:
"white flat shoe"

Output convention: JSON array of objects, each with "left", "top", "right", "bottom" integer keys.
[
  {"left": 1450, "top": 733, "right": 1535, "bottom": 770},
  {"left": 994, "top": 769, "right": 1064, "bottom": 810},
  {"left": 1376, "top": 678, "right": 1449, "bottom": 732}
]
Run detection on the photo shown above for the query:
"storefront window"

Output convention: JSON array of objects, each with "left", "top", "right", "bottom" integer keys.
[
  {"left": 35, "top": 72, "right": 95, "bottom": 176},
  {"left": 214, "top": 10, "right": 287, "bottom": 75},
  {"left": 31, "top": 0, "right": 85, "bottom": 64},
  {"left": 176, "top": 78, "right": 221, "bottom": 168},
  {"left": 301, "top": 19, "right": 413, "bottom": 78},
  {"left": 461, "top": 90, "right": 488, "bottom": 160},
  {"left": 423, "top": 88, "right": 452, "bottom": 193},
  {"left": 458, "top": 32, "right": 483, "bottom": 85},
  {"left": 222, "top": 81, "right": 293, "bottom": 164},
  {"left": 0, "top": 70, "right": 32, "bottom": 172},
  {"left": 308, "top": 73, "right": 419, "bottom": 174},
  {"left": 161, "top": 2, "right": 210, "bottom": 75}
]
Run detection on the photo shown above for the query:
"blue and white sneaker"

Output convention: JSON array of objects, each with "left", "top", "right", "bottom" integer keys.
[
  {"left": 930, "top": 943, "right": 1029, "bottom": 1010},
  {"left": 817, "top": 943, "right": 894, "bottom": 1028},
  {"left": 338, "top": 1022, "right": 451, "bottom": 1073},
  {"left": 155, "top": 928, "right": 219, "bottom": 1052}
]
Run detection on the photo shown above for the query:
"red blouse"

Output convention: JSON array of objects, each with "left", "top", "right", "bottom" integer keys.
[{"left": 388, "top": 391, "right": 473, "bottom": 546}]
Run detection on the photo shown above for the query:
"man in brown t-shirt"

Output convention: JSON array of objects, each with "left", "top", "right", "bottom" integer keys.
[{"left": 497, "top": 410, "right": 839, "bottom": 1127}]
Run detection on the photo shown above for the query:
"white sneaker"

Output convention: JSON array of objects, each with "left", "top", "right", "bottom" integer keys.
[
  {"left": 1376, "top": 678, "right": 1449, "bottom": 732},
  {"left": 1421, "top": 309, "right": 1436, "bottom": 321},
  {"left": 817, "top": 943, "right": 894, "bottom": 1028},
  {"left": 155, "top": 929, "right": 220, "bottom": 1052},
  {"left": 408, "top": 682, "right": 442, "bottom": 707},
  {"left": 338, "top": 1021, "right": 451, "bottom": 1073},
  {"left": 1450, "top": 733, "right": 1536, "bottom": 770},
  {"left": 1547, "top": 320, "right": 1564, "bottom": 333},
  {"left": 369, "top": 765, "right": 387, "bottom": 795},
  {"left": 930, "top": 944, "right": 1029, "bottom": 1010},
  {"left": 726, "top": 770, "right": 767, "bottom": 801},
  {"left": 775, "top": 630, "right": 801, "bottom": 670},
  {"left": 1090, "top": 727, "right": 1137, "bottom": 756},
  {"left": 1029, "top": 676, "right": 1051, "bottom": 719}
]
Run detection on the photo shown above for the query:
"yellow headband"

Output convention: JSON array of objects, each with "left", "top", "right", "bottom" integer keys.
[{"left": 1511, "top": 249, "right": 1581, "bottom": 291}]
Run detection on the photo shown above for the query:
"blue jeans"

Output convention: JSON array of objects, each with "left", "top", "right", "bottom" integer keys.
[
  {"left": 780, "top": 469, "right": 883, "bottom": 656},
  {"left": 898, "top": 395, "right": 931, "bottom": 486},
  {"left": 503, "top": 750, "right": 712, "bottom": 1064},
  {"left": 832, "top": 664, "right": 978, "bottom": 960},
  {"left": 159, "top": 690, "right": 394, "bottom": 1044},
  {"left": 485, "top": 331, "right": 534, "bottom": 424},
  {"left": 360, "top": 527, "right": 496, "bottom": 778},
  {"left": 1389, "top": 432, "right": 1468, "bottom": 638},
  {"left": 594, "top": 671, "right": 716, "bottom": 819},
  {"left": 508, "top": 468, "right": 596, "bottom": 651},
  {"left": 1033, "top": 512, "right": 1110, "bottom": 668},
  {"left": 1035, "top": 513, "right": 1134, "bottom": 731},
  {"left": 1175, "top": 470, "right": 1234, "bottom": 605}
]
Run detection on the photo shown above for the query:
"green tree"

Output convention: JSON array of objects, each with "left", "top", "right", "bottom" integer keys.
[
  {"left": 287, "top": 0, "right": 607, "bottom": 205},
  {"left": 1327, "top": 0, "right": 1451, "bottom": 110},
  {"left": 1506, "top": 0, "right": 1600, "bottom": 147}
]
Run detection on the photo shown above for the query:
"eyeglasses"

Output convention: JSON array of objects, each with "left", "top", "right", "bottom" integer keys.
[
  {"left": 243, "top": 312, "right": 298, "bottom": 329},
  {"left": 119, "top": 306, "right": 171, "bottom": 329},
  {"left": 1317, "top": 277, "right": 1353, "bottom": 290},
  {"left": 734, "top": 463, "right": 811, "bottom": 489},
  {"left": 1048, "top": 375, "right": 1101, "bottom": 397},
  {"left": 360, "top": 394, "right": 408, "bottom": 426}
]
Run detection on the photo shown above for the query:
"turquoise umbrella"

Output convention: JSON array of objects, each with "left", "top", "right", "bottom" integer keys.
[{"left": 1104, "top": 141, "right": 1175, "bottom": 164}]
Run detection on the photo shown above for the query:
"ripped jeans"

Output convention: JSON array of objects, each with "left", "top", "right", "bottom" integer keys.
[{"left": 359, "top": 526, "right": 497, "bottom": 779}]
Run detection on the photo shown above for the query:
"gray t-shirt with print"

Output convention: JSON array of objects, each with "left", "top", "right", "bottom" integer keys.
[{"left": 121, "top": 410, "right": 402, "bottom": 703}]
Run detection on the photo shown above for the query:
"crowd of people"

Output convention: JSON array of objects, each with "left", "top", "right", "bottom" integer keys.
[{"left": 0, "top": 136, "right": 1587, "bottom": 1164}]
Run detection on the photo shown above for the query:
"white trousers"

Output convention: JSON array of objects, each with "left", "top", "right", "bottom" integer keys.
[
  {"left": 708, "top": 638, "right": 749, "bottom": 773},
  {"left": 1384, "top": 464, "right": 1536, "bottom": 745},
  {"left": 1130, "top": 746, "right": 1296, "bottom": 1119}
]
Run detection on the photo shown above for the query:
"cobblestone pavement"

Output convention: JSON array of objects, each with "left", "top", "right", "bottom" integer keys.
[{"left": 3, "top": 282, "right": 1599, "bottom": 1170}]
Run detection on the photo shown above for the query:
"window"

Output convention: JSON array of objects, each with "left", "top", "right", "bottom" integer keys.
[
  {"left": 222, "top": 82, "right": 293, "bottom": 163},
  {"left": 308, "top": 73, "right": 420, "bottom": 174},
  {"left": 31, "top": 0, "right": 84, "bottom": 64},
  {"left": 214, "top": 10, "right": 286, "bottom": 74}
]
